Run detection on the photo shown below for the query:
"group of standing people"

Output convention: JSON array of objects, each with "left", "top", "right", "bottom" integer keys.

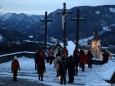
[
  {"left": 54, "top": 47, "right": 94, "bottom": 85},
  {"left": 11, "top": 46, "right": 110, "bottom": 84}
]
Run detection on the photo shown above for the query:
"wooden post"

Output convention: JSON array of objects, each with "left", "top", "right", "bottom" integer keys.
[
  {"left": 72, "top": 9, "right": 86, "bottom": 48},
  {"left": 41, "top": 11, "right": 52, "bottom": 51}
]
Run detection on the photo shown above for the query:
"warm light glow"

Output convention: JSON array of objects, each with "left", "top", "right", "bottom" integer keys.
[
  {"left": 91, "top": 40, "right": 102, "bottom": 58},
  {"left": 92, "top": 40, "right": 100, "bottom": 52},
  {"left": 86, "top": 64, "right": 88, "bottom": 67},
  {"left": 58, "top": 76, "right": 61, "bottom": 80},
  {"left": 78, "top": 66, "right": 79, "bottom": 69}
]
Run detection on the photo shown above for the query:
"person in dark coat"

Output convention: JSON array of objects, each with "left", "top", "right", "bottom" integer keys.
[
  {"left": 34, "top": 50, "right": 39, "bottom": 70},
  {"left": 11, "top": 56, "right": 20, "bottom": 81},
  {"left": 36, "top": 51, "right": 45, "bottom": 81},
  {"left": 67, "top": 56, "right": 74, "bottom": 83},
  {"left": 58, "top": 52, "right": 67, "bottom": 85},
  {"left": 73, "top": 47, "right": 80, "bottom": 75},
  {"left": 102, "top": 50, "right": 110, "bottom": 64},
  {"left": 79, "top": 50, "right": 86, "bottom": 72},
  {"left": 86, "top": 50, "right": 93, "bottom": 68}
]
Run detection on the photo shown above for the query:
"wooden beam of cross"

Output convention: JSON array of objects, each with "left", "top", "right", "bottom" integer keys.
[
  {"left": 57, "top": 3, "right": 72, "bottom": 49},
  {"left": 41, "top": 11, "right": 52, "bottom": 51},
  {"left": 71, "top": 9, "right": 86, "bottom": 48}
]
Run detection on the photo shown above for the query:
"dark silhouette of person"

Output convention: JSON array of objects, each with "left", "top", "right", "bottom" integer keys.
[
  {"left": 34, "top": 50, "right": 39, "bottom": 70},
  {"left": 67, "top": 56, "right": 74, "bottom": 83},
  {"left": 102, "top": 50, "right": 109, "bottom": 63},
  {"left": 86, "top": 50, "right": 93, "bottom": 68},
  {"left": 73, "top": 47, "right": 80, "bottom": 75},
  {"left": 58, "top": 52, "right": 67, "bottom": 85}
]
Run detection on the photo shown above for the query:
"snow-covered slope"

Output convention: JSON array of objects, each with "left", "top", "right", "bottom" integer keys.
[{"left": 0, "top": 56, "right": 114, "bottom": 86}]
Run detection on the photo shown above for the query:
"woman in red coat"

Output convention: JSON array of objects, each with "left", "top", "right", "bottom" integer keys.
[
  {"left": 79, "top": 50, "right": 86, "bottom": 72},
  {"left": 37, "top": 51, "right": 45, "bottom": 81}
]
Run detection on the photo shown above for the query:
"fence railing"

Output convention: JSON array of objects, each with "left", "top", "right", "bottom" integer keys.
[
  {"left": 0, "top": 51, "right": 115, "bottom": 64},
  {"left": 0, "top": 51, "right": 35, "bottom": 64}
]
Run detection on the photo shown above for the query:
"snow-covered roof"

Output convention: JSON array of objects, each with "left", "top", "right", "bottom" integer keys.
[
  {"left": 60, "top": 41, "right": 76, "bottom": 56},
  {"left": 109, "top": 8, "right": 115, "bottom": 13}
]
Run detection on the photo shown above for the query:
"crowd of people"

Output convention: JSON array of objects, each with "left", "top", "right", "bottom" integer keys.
[{"left": 11, "top": 46, "right": 110, "bottom": 85}]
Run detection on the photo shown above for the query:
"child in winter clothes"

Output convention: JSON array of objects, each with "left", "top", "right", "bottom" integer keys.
[{"left": 11, "top": 56, "right": 20, "bottom": 81}]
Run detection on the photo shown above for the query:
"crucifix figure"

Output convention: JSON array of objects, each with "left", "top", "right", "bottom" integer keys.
[
  {"left": 41, "top": 11, "right": 52, "bottom": 51},
  {"left": 58, "top": 3, "right": 72, "bottom": 48},
  {"left": 72, "top": 9, "right": 86, "bottom": 48}
]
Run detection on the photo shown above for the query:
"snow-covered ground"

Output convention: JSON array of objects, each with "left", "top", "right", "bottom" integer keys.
[{"left": 0, "top": 56, "right": 115, "bottom": 86}]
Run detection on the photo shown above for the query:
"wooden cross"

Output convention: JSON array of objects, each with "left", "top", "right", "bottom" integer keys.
[
  {"left": 72, "top": 9, "right": 86, "bottom": 48},
  {"left": 57, "top": 3, "right": 72, "bottom": 48},
  {"left": 41, "top": 11, "right": 52, "bottom": 51}
]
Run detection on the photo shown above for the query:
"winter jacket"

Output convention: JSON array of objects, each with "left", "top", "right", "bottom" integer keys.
[
  {"left": 67, "top": 56, "right": 75, "bottom": 72},
  {"left": 41, "top": 52, "right": 46, "bottom": 59},
  {"left": 58, "top": 56, "right": 67, "bottom": 74},
  {"left": 54, "top": 56, "right": 61, "bottom": 70},
  {"left": 11, "top": 59, "right": 20, "bottom": 71},
  {"left": 79, "top": 54, "right": 86, "bottom": 64},
  {"left": 73, "top": 51, "right": 80, "bottom": 64},
  {"left": 64, "top": 49, "right": 68, "bottom": 58},
  {"left": 86, "top": 52, "right": 93, "bottom": 63},
  {"left": 37, "top": 57, "right": 45, "bottom": 74},
  {"left": 34, "top": 52, "right": 40, "bottom": 64}
]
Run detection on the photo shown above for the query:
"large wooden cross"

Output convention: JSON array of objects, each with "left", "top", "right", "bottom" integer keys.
[
  {"left": 57, "top": 3, "right": 72, "bottom": 48},
  {"left": 72, "top": 9, "right": 86, "bottom": 48},
  {"left": 41, "top": 11, "right": 52, "bottom": 51}
]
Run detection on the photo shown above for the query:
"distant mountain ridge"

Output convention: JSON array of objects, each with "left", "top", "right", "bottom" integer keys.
[
  {"left": 0, "top": 5, "right": 115, "bottom": 46},
  {"left": 25, "top": 5, "right": 115, "bottom": 44},
  {"left": 0, "top": 13, "right": 43, "bottom": 32}
]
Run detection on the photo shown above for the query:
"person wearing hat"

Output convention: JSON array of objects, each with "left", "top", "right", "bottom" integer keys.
[{"left": 11, "top": 56, "right": 20, "bottom": 81}]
